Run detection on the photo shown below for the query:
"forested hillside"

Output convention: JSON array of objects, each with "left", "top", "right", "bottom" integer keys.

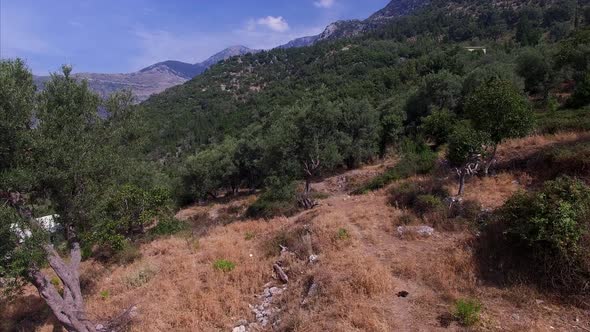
[{"left": 136, "top": 0, "right": 590, "bottom": 207}]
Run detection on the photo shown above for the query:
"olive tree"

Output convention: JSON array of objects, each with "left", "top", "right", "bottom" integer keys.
[
  {"left": 464, "top": 79, "right": 533, "bottom": 175},
  {"left": 1, "top": 62, "right": 136, "bottom": 331},
  {"left": 447, "top": 121, "right": 488, "bottom": 196}
]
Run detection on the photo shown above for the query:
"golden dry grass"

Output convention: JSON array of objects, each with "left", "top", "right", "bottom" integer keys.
[{"left": 5, "top": 133, "right": 590, "bottom": 331}]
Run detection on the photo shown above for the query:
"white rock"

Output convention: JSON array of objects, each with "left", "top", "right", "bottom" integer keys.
[
  {"left": 232, "top": 326, "right": 246, "bottom": 332},
  {"left": 397, "top": 225, "right": 435, "bottom": 237},
  {"left": 269, "top": 287, "right": 282, "bottom": 296}
]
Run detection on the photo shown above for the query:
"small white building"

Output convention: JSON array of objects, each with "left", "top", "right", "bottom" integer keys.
[{"left": 465, "top": 46, "right": 487, "bottom": 55}]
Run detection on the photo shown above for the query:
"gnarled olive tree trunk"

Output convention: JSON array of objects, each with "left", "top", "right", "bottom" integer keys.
[{"left": 28, "top": 243, "right": 137, "bottom": 332}]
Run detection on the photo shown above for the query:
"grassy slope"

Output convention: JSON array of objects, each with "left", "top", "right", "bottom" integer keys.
[{"left": 4, "top": 131, "right": 590, "bottom": 331}]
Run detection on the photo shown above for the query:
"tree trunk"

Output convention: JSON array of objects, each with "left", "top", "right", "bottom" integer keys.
[
  {"left": 484, "top": 144, "right": 498, "bottom": 176},
  {"left": 29, "top": 243, "right": 137, "bottom": 332},
  {"left": 304, "top": 177, "right": 312, "bottom": 195},
  {"left": 457, "top": 171, "right": 466, "bottom": 196}
]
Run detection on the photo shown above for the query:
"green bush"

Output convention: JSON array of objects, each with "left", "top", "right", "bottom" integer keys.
[
  {"left": 535, "top": 107, "right": 590, "bottom": 134},
  {"left": 353, "top": 141, "right": 436, "bottom": 194},
  {"left": 414, "top": 195, "right": 444, "bottom": 216},
  {"left": 246, "top": 177, "right": 298, "bottom": 218},
  {"left": 453, "top": 298, "right": 482, "bottom": 326},
  {"left": 213, "top": 259, "right": 236, "bottom": 272},
  {"left": 502, "top": 177, "right": 590, "bottom": 256},
  {"left": 485, "top": 176, "right": 590, "bottom": 293},
  {"left": 539, "top": 141, "right": 590, "bottom": 177},
  {"left": 337, "top": 228, "right": 350, "bottom": 240},
  {"left": 149, "top": 217, "right": 186, "bottom": 237},
  {"left": 388, "top": 181, "right": 449, "bottom": 213},
  {"left": 112, "top": 242, "right": 142, "bottom": 265}
]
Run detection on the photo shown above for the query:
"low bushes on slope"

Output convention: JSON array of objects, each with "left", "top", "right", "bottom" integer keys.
[
  {"left": 352, "top": 142, "right": 437, "bottom": 194},
  {"left": 480, "top": 176, "right": 590, "bottom": 294},
  {"left": 535, "top": 107, "right": 590, "bottom": 134}
]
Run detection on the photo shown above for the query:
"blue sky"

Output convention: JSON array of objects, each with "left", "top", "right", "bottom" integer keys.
[{"left": 0, "top": 0, "right": 390, "bottom": 75}]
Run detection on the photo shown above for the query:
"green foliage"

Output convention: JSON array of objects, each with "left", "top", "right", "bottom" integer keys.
[
  {"left": 100, "top": 290, "right": 110, "bottom": 300},
  {"left": 446, "top": 121, "right": 487, "bottom": 168},
  {"left": 535, "top": 107, "right": 590, "bottom": 133},
  {"left": 516, "top": 9, "right": 542, "bottom": 46},
  {"left": 420, "top": 108, "right": 456, "bottom": 146},
  {"left": 491, "top": 177, "right": 590, "bottom": 292},
  {"left": 0, "top": 59, "right": 35, "bottom": 190},
  {"left": 453, "top": 298, "right": 482, "bottom": 326},
  {"left": 388, "top": 181, "right": 449, "bottom": 215},
  {"left": 406, "top": 70, "right": 463, "bottom": 125},
  {"left": 244, "top": 232, "right": 256, "bottom": 240},
  {"left": 516, "top": 48, "right": 554, "bottom": 97},
  {"left": 246, "top": 177, "right": 298, "bottom": 218},
  {"left": 501, "top": 177, "right": 590, "bottom": 256},
  {"left": 568, "top": 71, "right": 590, "bottom": 108},
  {"left": 213, "top": 259, "right": 236, "bottom": 272},
  {"left": 464, "top": 79, "right": 533, "bottom": 146},
  {"left": 149, "top": 217, "right": 186, "bottom": 237},
  {"left": 337, "top": 228, "right": 350, "bottom": 241},
  {"left": 111, "top": 243, "right": 142, "bottom": 265},
  {"left": 353, "top": 141, "right": 436, "bottom": 194},
  {"left": 414, "top": 194, "right": 445, "bottom": 216},
  {"left": 180, "top": 138, "right": 239, "bottom": 203}
]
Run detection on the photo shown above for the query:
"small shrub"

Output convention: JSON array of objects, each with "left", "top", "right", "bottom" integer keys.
[
  {"left": 112, "top": 243, "right": 142, "bottom": 265},
  {"left": 246, "top": 177, "right": 298, "bottom": 218},
  {"left": 414, "top": 195, "right": 444, "bottom": 216},
  {"left": 100, "top": 290, "right": 110, "bottom": 300},
  {"left": 352, "top": 142, "right": 436, "bottom": 194},
  {"left": 149, "top": 216, "right": 186, "bottom": 237},
  {"left": 337, "top": 228, "right": 350, "bottom": 241},
  {"left": 453, "top": 298, "right": 482, "bottom": 326},
  {"left": 213, "top": 259, "right": 236, "bottom": 272},
  {"left": 125, "top": 264, "right": 157, "bottom": 288},
  {"left": 388, "top": 181, "right": 449, "bottom": 215},
  {"left": 245, "top": 232, "right": 256, "bottom": 240},
  {"left": 398, "top": 212, "right": 416, "bottom": 225},
  {"left": 50, "top": 277, "right": 60, "bottom": 287}
]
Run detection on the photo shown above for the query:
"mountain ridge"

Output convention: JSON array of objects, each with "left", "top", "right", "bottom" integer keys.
[{"left": 34, "top": 45, "right": 259, "bottom": 102}]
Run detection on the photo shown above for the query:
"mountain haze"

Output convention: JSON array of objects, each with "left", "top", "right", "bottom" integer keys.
[{"left": 34, "top": 46, "right": 259, "bottom": 102}]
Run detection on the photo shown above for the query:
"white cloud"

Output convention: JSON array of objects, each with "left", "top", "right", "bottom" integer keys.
[
  {"left": 253, "top": 16, "right": 290, "bottom": 32},
  {"left": 314, "top": 0, "right": 336, "bottom": 9}
]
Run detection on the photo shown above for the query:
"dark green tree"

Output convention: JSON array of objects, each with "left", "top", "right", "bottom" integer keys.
[
  {"left": 464, "top": 79, "right": 533, "bottom": 175},
  {"left": 516, "top": 48, "right": 554, "bottom": 99},
  {"left": 447, "top": 121, "right": 488, "bottom": 196},
  {"left": 339, "top": 99, "right": 380, "bottom": 168}
]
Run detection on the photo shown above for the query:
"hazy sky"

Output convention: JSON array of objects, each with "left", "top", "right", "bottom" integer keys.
[{"left": 0, "top": 0, "right": 389, "bottom": 75}]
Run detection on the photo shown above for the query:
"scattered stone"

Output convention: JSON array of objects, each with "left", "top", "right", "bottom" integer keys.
[
  {"left": 269, "top": 287, "right": 283, "bottom": 296},
  {"left": 308, "top": 254, "right": 319, "bottom": 264},
  {"left": 512, "top": 314, "right": 520, "bottom": 320},
  {"left": 232, "top": 326, "right": 246, "bottom": 332},
  {"left": 397, "top": 225, "right": 435, "bottom": 237},
  {"left": 397, "top": 291, "right": 409, "bottom": 298},
  {"left": 535, "top": 299, "right": 545, "bottom": 305},
  {"left": 235, "top": 320, "right": 248, "bottom": 327}
]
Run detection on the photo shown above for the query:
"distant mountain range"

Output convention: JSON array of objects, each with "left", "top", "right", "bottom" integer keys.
[
  {"left": 34, "top": 46, "right": 260, "bottom": 102},
  {"left": 279, "top": 0, "right": 430, "bottom": 48},
  {"left": 34, "top": 0, "right": 428, "bottom": 101}
]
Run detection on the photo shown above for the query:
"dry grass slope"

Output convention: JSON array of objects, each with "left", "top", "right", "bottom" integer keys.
[{"left": 3, "top": 131, "right": 590, "bottom": 331}]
